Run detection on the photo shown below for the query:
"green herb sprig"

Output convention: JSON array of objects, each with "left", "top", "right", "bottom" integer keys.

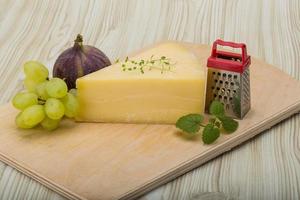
[
  {"left": 115, "top": 55, "right": 175, "bottom": 74},
  {"left": 175, "top": 101, "right": 239, "bottom": 144}
]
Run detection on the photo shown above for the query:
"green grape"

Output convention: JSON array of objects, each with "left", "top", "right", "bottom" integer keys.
[
  {"left": 24, "top": 61, "right": 49, "bottom": 82},
  {"left": 61, "top": 93, "right": 79, "bottom": 118},
  {"left": 41, "top": 116, "right": 60, "bottom": 131},
  {"left": 12, "top": 92, "right": 38, "bottom": 110},
  {"left": 45, "top": 98, "right": 65, "bottom": 120},
  {"left": 20, "top": 105, "right": 45, "bottom": 127},
  {"left": 69, "top": 88, "right": 77, "bottom": 96},
  {"left": 46, "top": 78, "right": 68, "bottom": 98},
  {"left": 35, "top": 81, "right": 49, "bottom": 100},
  {"left": 15, "top": 112, "right": 35, "bottom": 129},
  {"left": 24, "top": 78, "right": 40, "bottom": 92}
]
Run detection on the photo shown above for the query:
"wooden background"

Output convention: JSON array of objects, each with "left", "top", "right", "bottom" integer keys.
[{"left": 0, "top": 0, "right": 299, "bottom": 199}]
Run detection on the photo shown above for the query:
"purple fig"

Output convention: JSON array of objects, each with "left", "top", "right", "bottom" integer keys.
[{"left": 53, "top": 34, "right": 111, "bottom": 89}]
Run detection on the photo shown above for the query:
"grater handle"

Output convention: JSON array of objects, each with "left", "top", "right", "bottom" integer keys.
[{"left": 211, "top": 39, "right": 248, "bottom": 64}]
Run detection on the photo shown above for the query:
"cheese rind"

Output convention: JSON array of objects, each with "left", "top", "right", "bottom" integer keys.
[{"left": 76, "top": 42, "right": 206, "bottom": 124}]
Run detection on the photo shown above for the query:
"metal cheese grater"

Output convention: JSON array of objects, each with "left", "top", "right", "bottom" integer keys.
[{"left": 205, "top": 39, "right": 251, "bottom": 119}]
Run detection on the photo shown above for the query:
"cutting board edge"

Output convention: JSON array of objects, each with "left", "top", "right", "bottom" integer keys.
[
  {"left": 119, "top": 101, "right": 300, "bottom": 200},
  {"left": 0, "top": 152, "right": 84, "bottom": 200}
]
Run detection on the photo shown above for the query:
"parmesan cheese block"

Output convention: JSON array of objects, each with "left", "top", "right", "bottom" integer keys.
[{"left": 76, "top": 42, "right": 206, "bottom": 124}]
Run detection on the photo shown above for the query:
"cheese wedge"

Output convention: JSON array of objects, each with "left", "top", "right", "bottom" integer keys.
[{"left": 76, "top": 42, "right": 206, "bottom": 124}]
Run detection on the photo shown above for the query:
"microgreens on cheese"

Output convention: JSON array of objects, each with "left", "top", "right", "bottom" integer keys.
[
  {"left": 115, "top": 55, "right": 175, "bottom": 74},
  {"left": 176, "top": 101, "right": 239, "bottom": 144}
]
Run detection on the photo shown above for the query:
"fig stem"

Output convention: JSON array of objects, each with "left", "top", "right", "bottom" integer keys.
[{"left": 74, "top": 34, "right": 83, "bottom": 49}]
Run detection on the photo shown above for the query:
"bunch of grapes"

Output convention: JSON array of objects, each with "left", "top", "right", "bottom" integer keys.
[{"left": 12, "top": 61, "right": 79, "bottom": 131}]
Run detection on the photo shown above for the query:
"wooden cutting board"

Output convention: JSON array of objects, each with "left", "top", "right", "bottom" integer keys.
[{"left": 1, "top": 43, "right": 300, "bottom": 200}]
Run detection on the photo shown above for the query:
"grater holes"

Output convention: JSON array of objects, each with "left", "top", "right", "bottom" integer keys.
[
  {"left": 227, "top": 89, "right": 231, "bottom": 95},
  {"left": 234, "top": 75, "right": 238, "bottom": 79},
  {"left": 217, "top": 72, "right": 221, "bottom": 76},
  {"left": 214, "top": 79, "right": 218, "bottom": 83},
  {"left": 230, "top": 82, "right": 234, "bottom": 86},
  {"left": 222, "top": 73, "right": 227, "bottom": 78},
  {"left": 216, "top": 87, "right": 220, "bottom": 91},
  {"left": 212, "top": 72, "right": 216, "bottom": 75},
  {"left": 219, "top": 80, "right": 223, "bottom": 84}
]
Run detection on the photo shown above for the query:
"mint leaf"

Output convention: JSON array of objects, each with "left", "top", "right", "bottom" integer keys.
[
  {"left": 217, "top": 115, "right": 239, "bottom": 133},
  {"left": 176, "top": 114, "right": 204, "bottom": 134},
  {"left": 209, "top": 101, "right": 225, "bottom": 116},
  {"left": 202, "top": 124, "right": 220, "bottom": 144},
  {"left": 175, "top": 100, "right": 239, "bottom": 144}
]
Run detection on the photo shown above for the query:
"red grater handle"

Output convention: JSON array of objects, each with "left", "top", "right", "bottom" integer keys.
[{"left": 211, "top": 39, "right": 248, "bottom": 64}]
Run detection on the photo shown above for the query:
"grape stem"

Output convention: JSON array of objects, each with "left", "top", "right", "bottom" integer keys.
[{"left": 38, "top": 98, "right": 46, "bottom": 105}]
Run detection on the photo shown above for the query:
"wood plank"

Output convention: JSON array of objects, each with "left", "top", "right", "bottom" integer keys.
[{"left": 0, "top": 43, "right": 300, "bottom": 200}]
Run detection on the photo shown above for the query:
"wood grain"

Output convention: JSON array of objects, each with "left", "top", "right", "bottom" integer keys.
[{"left": 0, "top": 0, "right": 299, "bottom": 200}]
